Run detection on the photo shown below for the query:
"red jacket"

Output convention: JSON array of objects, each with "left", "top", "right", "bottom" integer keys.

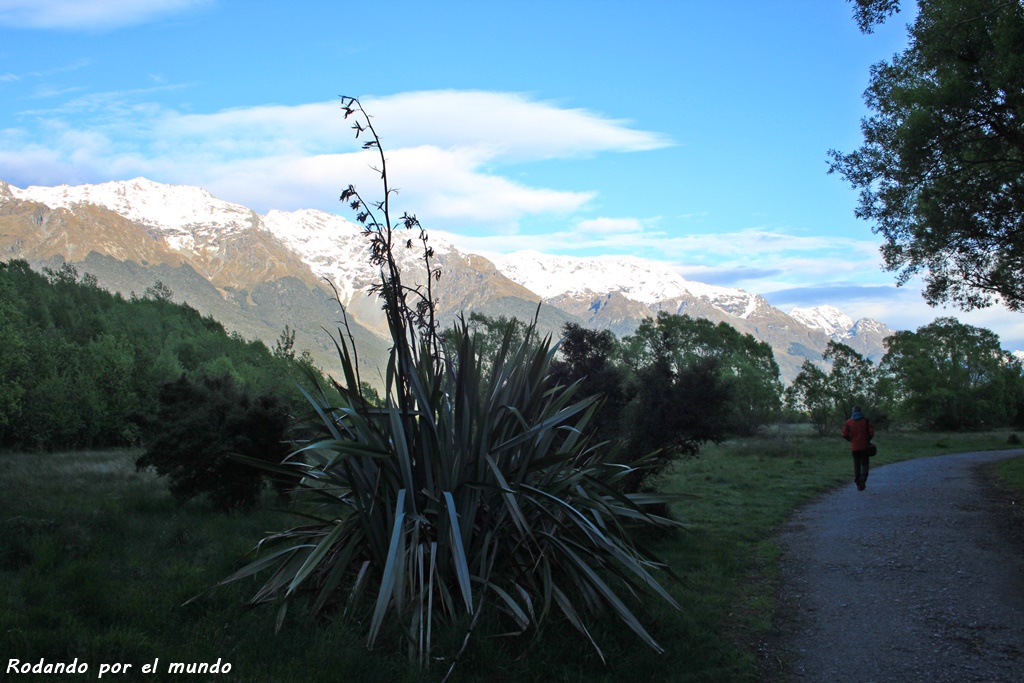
[{"left": 842, "top": 416, "right": 874, "bottom": 452}]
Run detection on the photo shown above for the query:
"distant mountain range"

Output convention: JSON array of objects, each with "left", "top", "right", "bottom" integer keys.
[{"left": 0, "top": 178, "right": 894, "bottom": 383}]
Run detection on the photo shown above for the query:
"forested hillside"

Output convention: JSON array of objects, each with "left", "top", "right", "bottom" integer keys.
[{"left": 0, "top": 259, "right": 320, "bottom": 451}]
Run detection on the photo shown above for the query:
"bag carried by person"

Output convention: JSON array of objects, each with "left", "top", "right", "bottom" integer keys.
[{"left": 864, "top": 417, "right": 877, "bottom": 457}]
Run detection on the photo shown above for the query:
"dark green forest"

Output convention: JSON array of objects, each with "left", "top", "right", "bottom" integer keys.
[
  {"left": 0, "top": 259, "right": 320, "bottom": 452},
  {"left": 5, "top": 255, "right": 1023, "bottom": 464}
]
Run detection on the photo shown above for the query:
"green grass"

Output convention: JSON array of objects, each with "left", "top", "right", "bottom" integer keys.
[
  {"left": 1, "top": 430, "right": 1017, "bottom": 682},
  {"left": 995, "top": 452, "right": 1024, "bottom": 493}
]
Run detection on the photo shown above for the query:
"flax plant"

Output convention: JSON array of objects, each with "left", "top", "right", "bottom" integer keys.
[{"left": 224, "top": 98, "right": 683, "bottom": 671}]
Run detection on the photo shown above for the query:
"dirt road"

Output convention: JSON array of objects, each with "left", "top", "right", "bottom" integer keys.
[{"left": 765, "top": 450, "right": 1024, "bottom": 682}]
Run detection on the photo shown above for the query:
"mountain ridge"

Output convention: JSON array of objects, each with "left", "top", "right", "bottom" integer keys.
[{"left": 0, "top": 177, "right": 894, "bottom": 382}]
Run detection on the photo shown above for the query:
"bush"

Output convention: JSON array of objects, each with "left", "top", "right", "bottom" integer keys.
[
  {"left": 619, "top": 355, "right": 731, "bottom": 493},
  {"left": 224, "top": 98, "right": 683, "bottom": 673},
  {"left": 135, "top": 375, "right": 291, "bottom": 511}
]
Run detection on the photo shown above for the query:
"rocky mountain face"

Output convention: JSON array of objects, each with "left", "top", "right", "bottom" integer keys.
[
  {"left": 789, "top": 305, "right": 894, "bottom": 362},
  {"left": 0, "top": 178, "right": 893, "bottom": 384},
  {"left": 491, "top": 252, "right": 890, "bottom": 381},
  {"left": 0, "top": 178, "right": 565, "bottom": 384}
]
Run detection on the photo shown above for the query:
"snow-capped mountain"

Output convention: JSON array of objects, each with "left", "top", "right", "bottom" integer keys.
[
  {"left": 789, "top": 305, "right": 855, "bottom": 339},
  {"left": 0, "top": 177, "right": 553, "bottom": 379},
  {"left": 790, "top": 305, "right": 893, "bottom": 361},
  {"left": 489, "top": 251, "right": 874, "bottom": 379},
  {"left": 492, "top": 250, "right": 760, "bottom": 315},
  {"left": 1, "top": 177, "right": 895, "bottom": 381},
  {"left": 9, "top": 177, "right": 254, "bottom": 233}
]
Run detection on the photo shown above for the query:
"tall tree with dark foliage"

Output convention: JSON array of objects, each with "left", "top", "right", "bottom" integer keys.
[{"left": 831, "top": 0, "right": 1024, "bottom": 311}]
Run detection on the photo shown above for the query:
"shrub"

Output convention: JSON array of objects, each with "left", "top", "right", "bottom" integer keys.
[
  {"left": 136, "top": 375, "right": 291, "bottom": 511},
  {"left": 224, "top": 98, "right": 683, "bottom": 673}
]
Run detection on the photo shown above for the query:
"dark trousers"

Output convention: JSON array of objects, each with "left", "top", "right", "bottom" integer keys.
[{"left": 852, "top": 450, "right": 870, "bottom": 484}]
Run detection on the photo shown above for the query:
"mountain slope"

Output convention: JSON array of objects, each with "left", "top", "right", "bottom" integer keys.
[
  {"left": 489, "top": 251, "right": 883, "bottom": 381},
  {"left": 0, "top": 178, "right": 568, "bottom": 384},
  {"left": 1, "top": 178, "right": 894, "bottom": 383},
  {"left": 791, "top": 305, "right": 894, "bottom": 362}
]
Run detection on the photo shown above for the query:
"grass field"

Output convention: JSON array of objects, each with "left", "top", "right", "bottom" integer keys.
[
  {"left": 2, "top": 428, "right": 1020, "bottom": 682},
  {"left": 996, "top": 453, "right": 1024, "bottom": 493}
]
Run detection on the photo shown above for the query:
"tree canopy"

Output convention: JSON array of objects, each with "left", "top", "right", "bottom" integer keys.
[
  {"left": 881, "top": 316, "right": 1023, "bottom": 429},
  {"left": 621, "top": 312, "right": 783, "bottom": 436},
  {"left": 0, "top": 259, "right": 319, "bottom": 451},
  {"left": 830, "top": 0, "right": 1024, "bottom": 311},
  {"left": 786, "top": 341, "right": 881, "bottom": 436},
  {"left": 850, "top": 0, "right": 902, "bottom": 33}
]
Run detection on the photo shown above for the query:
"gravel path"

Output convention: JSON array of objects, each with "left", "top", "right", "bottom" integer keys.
[{"left": 766, "top": 450, "right": 1024, "bottom": 683}]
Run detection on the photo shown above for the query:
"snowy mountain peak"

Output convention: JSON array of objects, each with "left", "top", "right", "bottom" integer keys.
[
  {"left": 8, "top": 177, "right": 256, "bottom": 235},
  {"left": 492, "top": 250, "right": 761, "bottom": 316},
  {"left": 848, "top": 318, "right": 890, "bottom": 336},
  {"left": 262, "top": 207, "right": 455, "bottom": 305},
  {"left": 0, "top": 176, "right": 899, "bottom": 382},
  {"left": 789, "top": 305, "right": 856, "bottom": 338}
]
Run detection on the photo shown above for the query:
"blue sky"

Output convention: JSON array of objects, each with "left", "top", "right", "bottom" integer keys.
[{"left": 2, "top": 0, "right": 1022, "bottom": 348}]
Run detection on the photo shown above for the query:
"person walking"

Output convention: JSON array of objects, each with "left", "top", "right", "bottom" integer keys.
[{"left": 842, "top": 406, "right": 875, "bottom": 491}]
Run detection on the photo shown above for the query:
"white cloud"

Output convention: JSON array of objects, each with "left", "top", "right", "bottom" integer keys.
[
  {"left": 0, "top": 0, "right": 210, "bottom": 30},
  {"left": 575, "top": 217, "right": 648, "bottom": 235},
  {"left": 155, "top": 102, "right": 345, "bottom": 157},
  {"left": 0, "top": 59, "right": 91, "bottom": 89},
  {"left": 439, "top": 223, "right": 885, "bottom": 287},
  {"left": 358, "top": 91, "right": 673, "bottom": 161},
  {"left": 2, "top": 91, "right": 665, "bottom": 227},
  {"left": 0, "top": 146, "right": 76, "bottom": 185},
  {"left": 151, "top": 93, "right": 671, "bottom": 163},
  {"left": 838, "top": 289, "right": 1024, "bottom": 350}
]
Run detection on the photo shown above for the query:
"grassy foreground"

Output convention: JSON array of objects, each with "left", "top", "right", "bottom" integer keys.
[
  {"left": 1, "top": 429, "right": 1019, "bottom": 682},
  {"left": 995, "top": 453, "right": 1024, "bottom": 493}
]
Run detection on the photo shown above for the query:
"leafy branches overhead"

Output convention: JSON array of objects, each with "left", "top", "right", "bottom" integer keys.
[
  {"left": 830, "top": 0, "right": 1024, "bottom": 311},
  {"left": 226, "top": 97, "right": 683, "bottom": 670},
  {"left": 849, "top": 0, "right": 901, "bottom": 33}
]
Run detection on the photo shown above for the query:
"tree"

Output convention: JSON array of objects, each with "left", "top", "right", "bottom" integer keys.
[
  {"left": 622, "top": 313, "right": 782, "bottom": 435},
  {"left": 136, "top": 374, "right": 292, "bottom": 511},
  {"left": 273, "top": 324, "right": 297, "bottom": 360},
  {"left": 616, "top": 314, "right": 739, "bottom": 490},
  {"left": 548, "top": 323, "right": 628, "bottom": 446},
  {"left": 830, "top": 0, "right": 1024, "bottom": 311},
  {"left": 440, "top": 311, "right": 531, "bottom": 368},
  {"left": 144, "top": 280, "right": 174, "bottom": 303},
  {"left": 0, "top": 292, "right": 29, "bottom": 436},
  {"left": 621, "top": 354, "right": 731, "bottom": 491},
  {"left": 849, "top": 0, "right": 902, "bottom": 33},
  {"left": 880, "top": 316, "right": 1022, "bottom": 429},
  {"left": 0, "top": 259, "right": 319, "bottom": 451},
  {"left": 786, "top": 341, "right": 880, "bottom": 436},
  {"left": 786, "top": 360, "right": 834, "bottom": 436}
]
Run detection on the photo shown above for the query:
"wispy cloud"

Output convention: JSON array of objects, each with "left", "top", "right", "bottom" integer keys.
[
  {"left": 1, "top": 91, "right": 666, "bottom": 227},
  {"left": 359, "top": 91, "right": 673, "bottom": 161},
  {"left": 575, "top": 217, "right": 648, "bottom": 235},
  {"left": 762, "top": 282, "right": 1024, "bottom": 348},
  {"left": 28, "top": 85, "right": 87, "bottom": 99},
  {"left": 439, "top": 221, "right": 884, "bottom": 286},
  {"left": 0, "top": 0, "right": 210, "bottom": 30},
  {"left": 0, "top": 58, "right": 91, "bottom": 87}
]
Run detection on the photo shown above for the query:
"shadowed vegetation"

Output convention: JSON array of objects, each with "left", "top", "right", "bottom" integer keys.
[{"left": 2, "top": 430, "right": 1018, "bottom": 681}]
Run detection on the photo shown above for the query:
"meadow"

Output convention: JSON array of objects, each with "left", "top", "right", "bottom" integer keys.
[{"left": 2, "top": 428, "right": 1020, "bottom": 682}]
